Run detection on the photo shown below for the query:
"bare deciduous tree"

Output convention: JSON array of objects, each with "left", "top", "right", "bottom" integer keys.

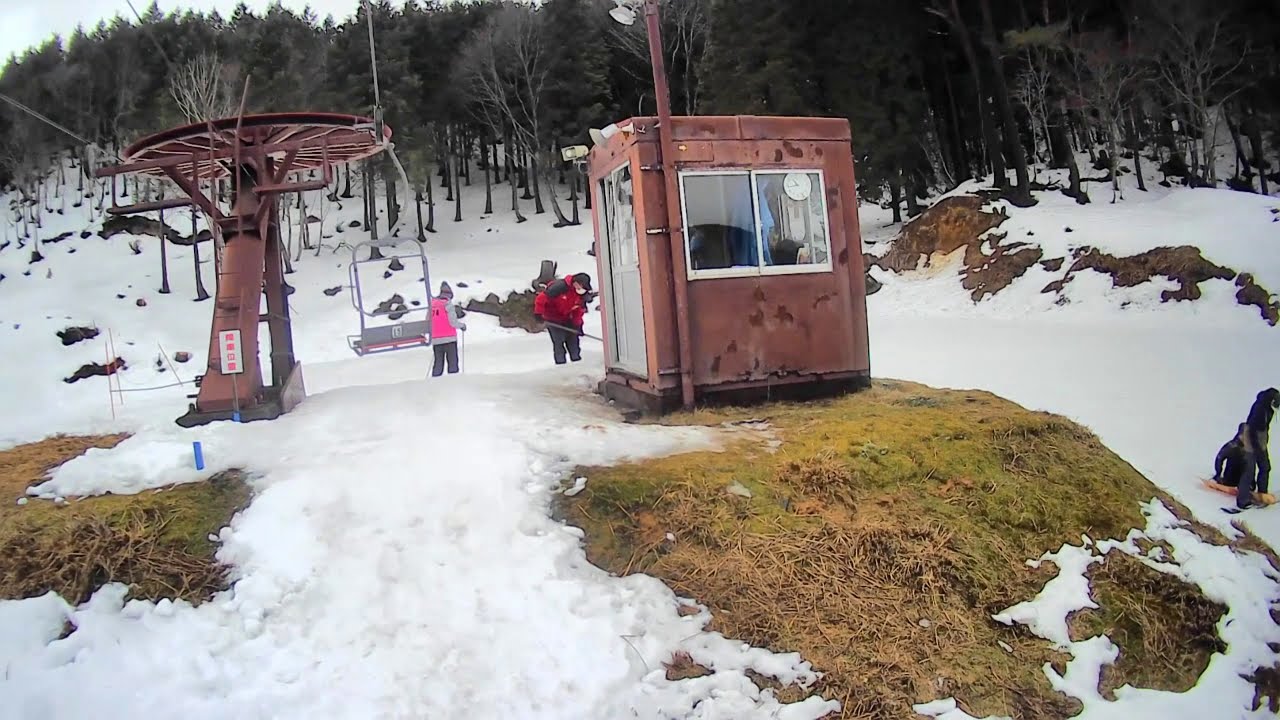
[
  {"left": 168, "top": 53, "right": 237, "bottom": 124},
  {"left": 1063, "top": 30, "right": 1147, "bottom": 201},
  {"left": 461, "top": 5, "right": 571, "bottom": 226},
  {"left": 606, "top": 0, "right": 709, "bottom": 115},
  {"left": 1141, "top": 0, "right": 1249, "bottom": 184}
]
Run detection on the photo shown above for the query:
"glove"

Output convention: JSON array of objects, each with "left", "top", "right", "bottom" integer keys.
[
  {"left": 459, "top": 323, "right": 467, "bottom": 332},
  {"left": 534, "top": 313, "right": 544, "bottom": 322},
  {"left": 576, "top": 325, "right": 584, "bottom": 337}
]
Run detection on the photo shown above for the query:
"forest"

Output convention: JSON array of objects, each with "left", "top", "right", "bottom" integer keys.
[{"left": 0, "top": 0, "right": 1278, "bottom": 232}]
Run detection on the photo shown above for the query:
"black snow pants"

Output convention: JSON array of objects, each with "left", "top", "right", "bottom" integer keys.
[
  {"left": 547, "top": 325, "right": 581, "bottom": 365},
  {"left": 432, "top": 341, "right": 460, "bottom": 376}
]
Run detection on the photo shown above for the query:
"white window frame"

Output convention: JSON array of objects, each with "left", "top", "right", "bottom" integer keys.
[{"left": 677, "top": 168, "right": 834, "bottom": 281}]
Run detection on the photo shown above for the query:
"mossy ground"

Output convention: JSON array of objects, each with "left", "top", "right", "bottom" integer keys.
[
  {"left": 0, "top": 434, "right": 251, "bottom": 606},
  {"left": 557, "top": 380, "right": 1234, "bottom": 719}
]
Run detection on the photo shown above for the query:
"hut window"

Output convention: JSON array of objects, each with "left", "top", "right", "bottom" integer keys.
[
  {"left": 679, "top": 169, "right": 833, "bottom": 279},
  {"left": 753, "top": 171, "right": 830, "bottom": 271},
  {"left": 678, "top": 173, "right": 761, "bottom": 273}
]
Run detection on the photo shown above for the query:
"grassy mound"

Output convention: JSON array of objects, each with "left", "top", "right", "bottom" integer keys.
[
  {"left": 557, "top": 381, "right": 1233, "bottom": 719},
  {"left": 1, "top": 435, "right": 251, "bottom": 606}
]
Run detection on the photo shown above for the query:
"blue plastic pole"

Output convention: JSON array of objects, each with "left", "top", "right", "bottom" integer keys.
[{"left": 193, "top": 441, "right": 205, "bottom": 470}]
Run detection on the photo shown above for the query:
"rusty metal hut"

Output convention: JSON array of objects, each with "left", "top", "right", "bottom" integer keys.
[{"left": 587, "top": 115, "right": 871, "bottom": 413}]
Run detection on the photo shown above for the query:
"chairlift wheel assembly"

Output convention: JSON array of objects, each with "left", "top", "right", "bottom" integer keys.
[{"left": 95, "top": 112, "right": 393, "bottom": 427}]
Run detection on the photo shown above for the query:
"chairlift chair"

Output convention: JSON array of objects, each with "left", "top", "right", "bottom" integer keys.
[{"left": 347, "top": 236, "right": 434, "bottom": 356}]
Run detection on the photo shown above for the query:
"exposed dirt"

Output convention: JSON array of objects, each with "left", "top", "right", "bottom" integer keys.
[
  {"left": 1042, "top": 246, "right": 1235, "bottom": 302},
  {"left": 1235, "top": 273, "right": 1280, "bottom": 326},
  {"left": 876, "top": 194, "right": 1008, "bottom": 273},
  {"left": 99, "top": 215, "right": 211, "bottom": 246},
  {"left": 876, "top": 193, "right": 1279, "bottom": 324},
  {"left": 465, "top": 290, "right": 544, "bottom": 333},
  {"left": 56, "top": 325, "right": 99, "bottom": 346},
  {"left": 874, "top": 194, "right": 1042, "bottom": 301},
  {"left": 64, "top": 358, "right": 126, "bottom": 383}
]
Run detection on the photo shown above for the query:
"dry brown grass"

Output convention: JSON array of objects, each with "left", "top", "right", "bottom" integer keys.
[
  {"left": 1070, "top": 553, "right": 1227, "bottom": 698},
  {"left": 0, "top": 434, "right": 251, "bottom": 606},
  {"left": 557, "top": 380, "right": 1233, "bottom": 720}
]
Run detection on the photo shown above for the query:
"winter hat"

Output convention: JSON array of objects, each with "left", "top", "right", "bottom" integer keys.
[
  {"left": 571, "top": 273, "right": 593, "bottom": 292},
  {"left": 438, "top": 281, "right": 453, "bottom": 299}
]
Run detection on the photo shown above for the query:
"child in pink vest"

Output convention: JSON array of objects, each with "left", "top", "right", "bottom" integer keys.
[{"left": 430, "top": 282, "right": 466, "bottom": 376}]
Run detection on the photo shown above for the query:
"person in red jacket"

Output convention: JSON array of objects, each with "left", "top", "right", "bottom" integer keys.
[{"left": 533, "top": 272, "right": 592, "bottom": 364}]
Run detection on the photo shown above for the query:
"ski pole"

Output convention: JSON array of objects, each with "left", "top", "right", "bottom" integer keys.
[{"left": 541, "top": 320, "right": 604, "bottom": 342}]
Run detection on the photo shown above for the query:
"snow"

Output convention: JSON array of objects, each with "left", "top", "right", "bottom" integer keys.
[{"left": 2, "top": 155, "right": 1279, "bottom": 718}]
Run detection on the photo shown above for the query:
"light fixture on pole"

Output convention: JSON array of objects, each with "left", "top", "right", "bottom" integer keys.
[
  {"left": 603, "top": 0, "right": 696, "bottom": 410},
  {"left": 609, "top": 0, "right": 638, "bottom": 26}
]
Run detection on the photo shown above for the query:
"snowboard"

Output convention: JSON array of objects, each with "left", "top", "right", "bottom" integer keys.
[{"left": 1202, "top": 478, "right": 1276, "bottom": 512}]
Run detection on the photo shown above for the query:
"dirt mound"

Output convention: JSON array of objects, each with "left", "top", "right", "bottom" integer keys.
[
  {"left": 99, "top": 216, "right": 210, "bottom": 246},
  {"left": 466, "top": 290, "right": 543, "bottom": 333},
  {"left": 56, "top": 325, "right": 99, "bottom": 346},
  {"left": 1236, "top": 274, "right": 1280, "bottom": 326},
  {"left": 64, "top": 358, "right": 126, "bottom": 383},
  {"left": 1042, "top": 246, "right": 1234, "bottom": 302},
  {"left": 557, "top": 381, "right": 1244, "bottom": 719},
  {"left": 876, "top": 195, "right": 1279, "bottom": 323},
  {"left": 876, "top": 194, "right": 1042, "bottom": 301},
  {"left": 877, "top": 195, "right": 1007, "bottom": 273}
]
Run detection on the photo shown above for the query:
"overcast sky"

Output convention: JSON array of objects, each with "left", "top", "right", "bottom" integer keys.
[{"left": 2, "top": 0, "right": 363, "bottom": 64}]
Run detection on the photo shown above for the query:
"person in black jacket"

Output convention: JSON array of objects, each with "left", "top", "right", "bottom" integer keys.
[{"left": 1245, "top": 387, "right": 1278, "bottom": 496}]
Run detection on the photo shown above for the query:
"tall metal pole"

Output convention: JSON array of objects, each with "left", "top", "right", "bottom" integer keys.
[{"left": 643, "top": 0, "right": 695, "bottom": 410}]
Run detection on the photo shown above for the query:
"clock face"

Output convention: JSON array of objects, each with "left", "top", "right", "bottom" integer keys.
[{"left": 783, "top": 173, "right": 812, "bottom": 202}]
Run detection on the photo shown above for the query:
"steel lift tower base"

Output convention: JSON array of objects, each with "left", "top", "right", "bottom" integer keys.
[{"left": 97, "top": 113, "right": 391, "bottom": 428}]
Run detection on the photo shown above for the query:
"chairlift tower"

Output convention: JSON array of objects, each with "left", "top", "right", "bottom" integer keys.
[{"left": 97, "top": 112, "right": 392, "bottom": 427}]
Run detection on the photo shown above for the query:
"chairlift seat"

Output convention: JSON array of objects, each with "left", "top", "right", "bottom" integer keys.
[{"left": 346, "top": 237, "right": 433, "bottom": 357}]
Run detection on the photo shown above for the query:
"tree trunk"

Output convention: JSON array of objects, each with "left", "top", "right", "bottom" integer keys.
[
  {"left": 443, "top": 153, "right": 455, "bottom": 202},
  {"left": 385, "top": 165, "right": 399, "bottom": 230},
  {"left": 584, "top": 172, "right": 593, "bottom": 210},
  {"left": 947, "top": 0, "right": 1005, "bottom": 188},
  {"left": 416, "top": 188, "right": 426, "bottom": 241},
  {"left": 341, "top": 163, "right": 353, "bottom": 198},
  {"left": 192, "top": 207, "right": 209, "bottom": 299},
  {"left": 510, "top": 166, "right": 527, "bottom": 223},
  {"left": 569, "top": 173, "right": 580, "bottom": 225},
  {"left": 1244, "top": 103, "right": 1268, "bottom": 195},
  {"left": 425, "top": 172, "right": 436, "bottom": 233},
  {"left": 462, "top": 131, "right": 472, "bottom": 186},
  {"left": 530, "top": 153, "right": 545, "bottom": 214},
  {"left": 889, "top": 174, "right": 903, "bottom": 224},
  {"left": 453, "top": 140, "right": 463, "bottom": 223},
  {"left": 1128, "top": 109, "right": 1147, "bottom": 192},
  {"left": 361, "top": 164, "right": 371, "bottom": 232},
  {"left": 492, "top": 141, "right": 503, "bottom": 185},
  {"left": 978, "top": 0, "right": 1030, "bottom": 200},
  {"left": 520, "top": 146, "right": 533, "bottom": 199},
  {"left": 483, "top": 136, "right": 494, "bottom": 214},
  {"left": 158, "top": 206, "right": 172, "bottom": 294},
  {"left": 1224, "top": 104, "right": 1251, "bottom": 185},
  {"left": 904, "top": 167, "right": 922, "bottom": 217},
  {"left": 941, "top": 60, "right": 972, "bottom": 179}
]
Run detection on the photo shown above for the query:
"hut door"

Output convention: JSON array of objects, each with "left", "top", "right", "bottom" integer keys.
[{"left": 601, "top": 164, "right": 647, "bottom": 375}]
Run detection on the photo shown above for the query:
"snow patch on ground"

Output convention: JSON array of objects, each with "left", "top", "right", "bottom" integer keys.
[{"left": 990, "top": 500, "right": 1280, "bottom": 719}]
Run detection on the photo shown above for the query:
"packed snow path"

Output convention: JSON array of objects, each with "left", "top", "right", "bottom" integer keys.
[{"left": 4, "top": 365, "right": 839, "bottom": 719}]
